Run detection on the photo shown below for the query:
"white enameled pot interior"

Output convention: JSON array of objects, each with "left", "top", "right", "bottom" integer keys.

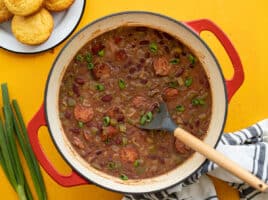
[{"left": 45, "top": 12, "right": 227, "bottom": 193}]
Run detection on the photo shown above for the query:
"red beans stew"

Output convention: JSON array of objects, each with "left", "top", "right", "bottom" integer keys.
[{"left": 59, "top": 26, "right": 212, "bottom": 180}]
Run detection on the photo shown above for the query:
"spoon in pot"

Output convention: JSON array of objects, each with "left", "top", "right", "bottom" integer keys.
[{"left": 140, "top": 102, "right": 268, "bottom": 192}]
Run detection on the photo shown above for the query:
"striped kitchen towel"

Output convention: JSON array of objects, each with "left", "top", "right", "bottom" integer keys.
[{"left": 123, "top": 119, "right": 268, "bottom": 200}]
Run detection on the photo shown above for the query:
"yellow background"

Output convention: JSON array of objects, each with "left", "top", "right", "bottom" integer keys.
[{"left": 1, "top": 0, "right": 268, "bottom": 199}]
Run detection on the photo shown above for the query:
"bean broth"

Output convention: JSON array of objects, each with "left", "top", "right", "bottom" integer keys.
[{"left": 59, "top": 26, "right": 212, "bottom": 180}]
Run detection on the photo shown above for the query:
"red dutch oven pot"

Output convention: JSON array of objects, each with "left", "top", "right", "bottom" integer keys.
[{"left": 27, "top": 12, "right": 244, "bottom": 193}]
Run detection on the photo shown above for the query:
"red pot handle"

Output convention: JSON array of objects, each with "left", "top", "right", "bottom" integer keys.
[
  {"left": 27, "top": 104, "right": 88, "bottom": 187},
  {"left": 186, "top": 19, "right": 244, "bottom": 101}
]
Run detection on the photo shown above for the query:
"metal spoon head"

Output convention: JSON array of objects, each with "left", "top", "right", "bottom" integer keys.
[{"left": 139, "top": 102, "right": 177, "bottom": 132}]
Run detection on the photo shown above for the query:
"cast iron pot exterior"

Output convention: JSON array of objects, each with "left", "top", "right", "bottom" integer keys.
[{"left": 28, "top": 12, "right": 244, "bottom": 194}]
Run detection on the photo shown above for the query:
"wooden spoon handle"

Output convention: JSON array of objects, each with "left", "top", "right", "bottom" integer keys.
[{"left": 174, "top": 127, "right": 268, "bottom": 192}]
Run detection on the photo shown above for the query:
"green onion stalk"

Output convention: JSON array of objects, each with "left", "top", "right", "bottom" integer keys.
[{"left": 0, "top": 83, "right": 47, "bottom": 200}]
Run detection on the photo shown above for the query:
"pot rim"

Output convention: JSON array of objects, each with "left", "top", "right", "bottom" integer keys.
[{"left": 44, "top": 11, "right": 228, "bottom": 194}]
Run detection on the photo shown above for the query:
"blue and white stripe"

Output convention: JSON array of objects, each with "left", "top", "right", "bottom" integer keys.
[{"left": 123, "top": 119, "right": 268, "bottom": 200}]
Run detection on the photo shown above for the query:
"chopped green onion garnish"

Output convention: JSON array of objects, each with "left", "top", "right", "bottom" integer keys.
[
  {"left": 168, "top": 81, "right": 178, "bottom": 88},
  {"left": 140, "top": 115, "right": 147, "bottom": 125},
  {"left": 176, "top": 105, "right": 185, "bottom": 112},
  {"left": 118, "top": 79, "right": 126, "bottom": 89},
  {"left": 170, "top": 58, "right": 180, "bottom": 64},
  {"left": 98, "top": 49, "right": 105, "bottom": 57},
  {"left": 108, "top": 161, "right": 116, "bottom": 169},
  {"left": 146, "top": 112, "right": 153, "bottom": 122},
  {"left": 76, "top": 54, "right": 83, "bottom": 62},
  {"left": 140, "top": 112, "right": 153, "bottom": 125},
  {"left": 87, "top": 62, "right": 94, "bottom": 70},
  {"left": 192, "top": 98, "right": 200, "bottom": 105},
  {"left": 134, "top": 160, "right": 140, "bottom": 167},
  {"left": 185, "top": 77, "right": 193, "bottom": 87},
  {"left": 192, "top": 98, "right": 205, "bottom": 106},
  {"left": 188, "top": 54, "right": 196, "bottom": 64},
  {"left": 199, "top": 99, "right": 205, "bottom": 105},
  {"left": 78, "top": 121, "right": 84, "bottom": 128},
  {"left": 120, "top": 174, "right": 128, "bottom": 180},
  {"left": 103, "top": 116, "right": 110, "bottom": 126},
  {"left": 85, "top": 53, "right": 92, "bottom": 63},
  {"left": 95, "top": 84, "right": 105, "bottom": 91},
  {"left": 149, "top": 42, "right": 158, "bottom": 53}
]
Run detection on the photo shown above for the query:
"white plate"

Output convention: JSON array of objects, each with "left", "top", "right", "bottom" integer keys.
[{"left": 0, "top": 0, "right": 85, "bottom": 54}]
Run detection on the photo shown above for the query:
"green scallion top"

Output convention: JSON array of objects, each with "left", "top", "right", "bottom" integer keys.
[
  {"left": 185, "top": 77, "right": 193, "bottom": 87},
  {"left": 120, "top": 174, "right": 128, "bottom": 180},
  {"left": 188, "top": 54, "right": 196, "bottom": 64},
  {"left": 176, "top": 105, "right": 185, "bottom": 112},
  {"left": 118, "top": 79, "right": 126, "bottom": 90},
  {"left": 98, "top": 49, "right": 105, "bottom": 57},
  {"left": 96, "top": 84, "right": 105, "bottom": 91},
  {"left": 140, "top": 111, "right": 153, "bottom": 125},
  {"left": 170, "top": 58, "right": 180, "bottom": 64},
  {"left": 149, "top": 42, "right": 158, "bottom": 53},
  {"left": 103, "top": 116, "right": 110, "bottom": 126}
]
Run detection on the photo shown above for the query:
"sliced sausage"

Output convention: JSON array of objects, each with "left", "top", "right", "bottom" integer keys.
[
  {"left": 101, "top": 126, "right": 118, "bottom": 141},
  {"left": 163, "top": 88, "right": 179, "bottom": 100},
  {"left": 153, "top": 56, "right": 171, "bottom": 76},
  {"left": 74, "top": 104, "right": 94, "bottom": 123},
  {"left": 92, "top": 63, "right": 111, "bottom": 80},
  {"left": 175, "top": 139, "right": 191, "bottom": 154},
  {"left": 132, "top": 96, "right": 148, "bottom": 108},
  {"left": 120, "top": 147, "right": 138, "bottom": 163}
]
